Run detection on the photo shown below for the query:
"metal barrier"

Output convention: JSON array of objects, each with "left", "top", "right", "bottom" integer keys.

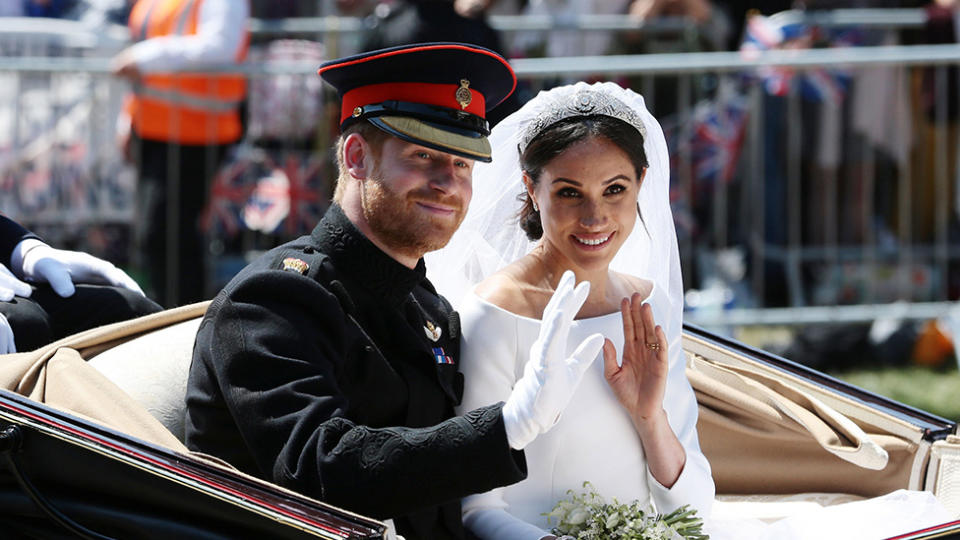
[{"left": 2, "top": 17, "right": 959, "bottom": 325}]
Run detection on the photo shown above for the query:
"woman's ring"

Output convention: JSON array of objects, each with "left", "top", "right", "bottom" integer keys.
[{"left": 645, "top": 342, "right": 661, "bottom": 351}]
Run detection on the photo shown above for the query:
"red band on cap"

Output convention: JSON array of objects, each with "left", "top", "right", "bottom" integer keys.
[{"left": 341, "top": 82, "right": 486, "bottom": 124}]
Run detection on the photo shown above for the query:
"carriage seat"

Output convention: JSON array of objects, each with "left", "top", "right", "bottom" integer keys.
[{"left": 88, "top": 317, "right": 202, "bottom": 442}]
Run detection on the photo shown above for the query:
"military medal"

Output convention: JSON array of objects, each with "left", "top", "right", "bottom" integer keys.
[
  {"left": 281, "top": 257, "right": 309, "bottom": 275},
  {"left": 433, "top": 347, "right": 454, "bottom": 365},
  {"left": 424, "top": 320, "right": 442, "bottom": 342}
]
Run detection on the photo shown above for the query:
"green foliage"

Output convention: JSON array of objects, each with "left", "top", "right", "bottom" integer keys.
[
  {"left": 545, "top": 482, "right": 708, "bottom": 540},
  {"left": 830, "top": 366, "right": 960, "bottom": 422}
]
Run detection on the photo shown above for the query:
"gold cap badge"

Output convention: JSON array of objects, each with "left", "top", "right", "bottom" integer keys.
[
  {"left": 281, "top": 257, "right": 309, "bottom": 275},
  {"left": 455, "top": 79, "right": 472, "bottom": 110}
]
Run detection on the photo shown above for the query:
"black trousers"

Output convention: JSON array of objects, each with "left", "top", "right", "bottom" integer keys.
[
  {"left": 134, "top": 137, "right": 230, "bottom": 308},
  {"left": 0, "top": 285, "right": 162, "bottom": 352}
]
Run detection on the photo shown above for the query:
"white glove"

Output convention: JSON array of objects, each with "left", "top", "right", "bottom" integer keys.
[
  {"left": 1, "top": 263, "right": 32, "bottom": 301},
  {"left": 502, "top": 270, "right": 605, "bottom": 450},
  {"left": 0, "top": 312, "right": 14, "bottom": 354},
  {"left": 14, "top": 240, "right": 145, "bottom": 298}
]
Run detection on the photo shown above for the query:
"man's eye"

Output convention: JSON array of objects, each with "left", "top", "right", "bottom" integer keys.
[
  {"left": 416, "top": 152, "right": 430, "bottom": 159},
  {"left": 454, "top": 160, "right": 468, "bottom": 168}
]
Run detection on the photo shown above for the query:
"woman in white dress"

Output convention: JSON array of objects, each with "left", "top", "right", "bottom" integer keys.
[
  {"left": 427, "top": 81, "right": 955, "bottom": 540},
  {"left": 427, "top": 81, "right": 715, "bottom": 539}
]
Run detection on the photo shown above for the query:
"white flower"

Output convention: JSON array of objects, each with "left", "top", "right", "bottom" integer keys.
[
  {"left": 566, "top": 507, "right": 590, "bottom": 525},
  {"left": 544, "top": 481, "right": 707, "bottom": 540}
]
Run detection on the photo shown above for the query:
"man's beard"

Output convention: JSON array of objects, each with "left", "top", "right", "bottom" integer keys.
[{"left": 360, "top": 172, "right": 466, "bottom": 261}]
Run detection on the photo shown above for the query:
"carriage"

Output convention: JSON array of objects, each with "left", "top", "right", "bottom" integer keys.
[{"left": 1, "top": 303, "right": 958, "bottom": 538}]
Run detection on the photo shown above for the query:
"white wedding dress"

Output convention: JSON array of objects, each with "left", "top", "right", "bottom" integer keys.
[
  {"left": 455, "top": 282, "right": 715, "bottom": 539},
  {"left": 454, "top": 282, "right": 953, "bottom": 540},
  {"left": 429, "top": 81, "right": 953, "bottom": 540}
]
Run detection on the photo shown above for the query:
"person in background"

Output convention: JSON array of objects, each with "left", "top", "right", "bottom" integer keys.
[
  {"left": 111, "top": 0, "right": 249, "bottom": 307},
  {"left": 0, "top": 215, "right": 160, "bottom": 354}
]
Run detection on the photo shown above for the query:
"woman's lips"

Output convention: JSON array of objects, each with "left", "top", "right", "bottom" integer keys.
[{"left": 572, "top": 232, "right": 613, "bottom": 250}]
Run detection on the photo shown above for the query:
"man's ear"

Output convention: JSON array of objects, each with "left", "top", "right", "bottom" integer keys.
[{"left": 343, "top": 133, "right": 371, "bottom": 180}]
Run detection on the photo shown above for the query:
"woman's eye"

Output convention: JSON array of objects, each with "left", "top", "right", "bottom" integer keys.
[
  {"left": 557, "top": 187, "right": 580, "bottom": 198},
  {"left": 605, "top": 184, "right": 626, "bottom": 195}
]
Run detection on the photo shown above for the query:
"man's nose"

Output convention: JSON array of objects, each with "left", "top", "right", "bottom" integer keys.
[{"left": 428, "top": 160, "right": 461, "bottom": 191}]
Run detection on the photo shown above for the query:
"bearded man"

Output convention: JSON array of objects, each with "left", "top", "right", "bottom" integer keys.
[{"left": 185, "top": 43, "right": 602, "bottom": 539}]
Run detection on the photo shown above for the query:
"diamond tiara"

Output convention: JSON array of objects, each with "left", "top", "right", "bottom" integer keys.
[{"left": 518, "top": 89, "right": 648, "bottom": 154}]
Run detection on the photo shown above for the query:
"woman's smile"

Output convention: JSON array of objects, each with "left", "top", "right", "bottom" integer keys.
[{"left": 572, "top": 232, "right": 614, "bottom": 249}]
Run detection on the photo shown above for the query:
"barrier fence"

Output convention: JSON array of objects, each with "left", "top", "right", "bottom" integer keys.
[{"left": 2, "top": 14, "right": 959, "bottom": 330}]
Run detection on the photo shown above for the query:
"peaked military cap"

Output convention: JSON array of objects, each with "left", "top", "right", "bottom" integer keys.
[{"left": 318, "top": 42, "right": 516, "bottom": 162}]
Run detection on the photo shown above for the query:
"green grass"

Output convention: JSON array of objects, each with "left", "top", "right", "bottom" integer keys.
[{"left": 829, "top": 366, "right": 960, "bottom": 422}]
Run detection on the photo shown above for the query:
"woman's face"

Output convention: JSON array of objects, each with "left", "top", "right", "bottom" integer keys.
[{"left": 527, "top": 135, "right": 644, "bottom": 273}]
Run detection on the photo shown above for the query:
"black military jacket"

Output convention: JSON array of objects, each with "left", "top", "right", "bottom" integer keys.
[
  {"left": 185, "top": 204, "right": 526, "bottom": 539},
  {"left": 1, "top": 215, "right": 39, "bottom": 269}
]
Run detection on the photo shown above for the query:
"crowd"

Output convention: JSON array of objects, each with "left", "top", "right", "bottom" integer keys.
[{"left": 1, "top": 4, "right": 959, "bottom": 348}]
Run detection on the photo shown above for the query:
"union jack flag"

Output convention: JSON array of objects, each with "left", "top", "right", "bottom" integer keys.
[
  {"left": 664, "top": 85, "right": 749, "bottom": 190},
  {"left": 201, "top": 154, "right": 252, "bottom": 237},
  {"left": 241, "top": 151, "right": 328, "bottom": 236},
  {"left": 688, "top": 94, "right": 748, "bottom": 186},
  {"left": 740, "top": 13, "right": 854, "bottom": 105},
  {"left": 277, "top": 152, "right": 327, "bottom": 236}
]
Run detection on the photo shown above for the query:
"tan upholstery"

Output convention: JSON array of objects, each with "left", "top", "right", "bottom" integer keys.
[
  {"left": 688, "top": 353, "right": 919, "bottom": 497},
  {"left": 0, "top": 302, "right": 209, "bottom": 452}
]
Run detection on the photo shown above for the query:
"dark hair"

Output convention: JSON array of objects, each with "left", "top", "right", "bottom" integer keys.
[{"left": 518, "top": 115, "right": 648, "bottom": 240}]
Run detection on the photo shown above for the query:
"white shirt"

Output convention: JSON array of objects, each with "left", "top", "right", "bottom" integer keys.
[
  {"left": 456, "top": 283, "right": 714, "bottom": 539},
  {"left": 128, "top": 0, "right": 248, "bottom": 73}
]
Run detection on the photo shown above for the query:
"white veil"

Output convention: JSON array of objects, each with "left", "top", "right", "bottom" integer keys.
[{"left": 426, "top": 81, "right": 683, "bottom": 326}]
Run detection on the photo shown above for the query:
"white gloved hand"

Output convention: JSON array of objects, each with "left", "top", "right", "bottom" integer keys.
[
  {"left": 502, "top": 270, "right": 605, "bottom": 450},
  {"left": 15, "top": 240, "right": 145, "bottom": 298},
  {"left": 0, "top": 263, "right": 32, "bottom": 301},
  {"left": 0, "top": 312, "right": 15, "bottom": 354}
]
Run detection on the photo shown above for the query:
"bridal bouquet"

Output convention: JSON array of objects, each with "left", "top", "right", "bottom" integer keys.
[{"left": 544, "top": 482, "right": 708, "bottom": 540}]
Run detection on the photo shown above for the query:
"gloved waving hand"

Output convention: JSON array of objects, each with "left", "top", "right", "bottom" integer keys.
[
  {"left": 502, "top": 270, "right": 605, "bottom": 450},
  {"left": 13, "top": 239, "right": 145, "bottom": 298}
]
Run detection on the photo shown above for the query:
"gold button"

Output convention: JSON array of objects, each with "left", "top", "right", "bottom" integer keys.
[{"left": 352, "top": 106, "right": 363, "bottom": 117}]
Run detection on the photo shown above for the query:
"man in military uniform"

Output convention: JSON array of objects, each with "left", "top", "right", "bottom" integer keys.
[
  {"left": 185, "top": 43, "right": 603, "bottom": 539},
  {"left": 1, "top": 215, "right": 160, "bottom": 353}
]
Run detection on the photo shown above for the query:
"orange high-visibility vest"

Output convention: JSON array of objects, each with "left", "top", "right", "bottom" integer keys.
[{"left": 126, "top": 0, "right": 248, "bottom": 145}]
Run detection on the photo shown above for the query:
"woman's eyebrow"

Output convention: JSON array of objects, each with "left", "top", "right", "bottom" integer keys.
[{"left": 550, "top": 175, "right": 632, "bottom": 186}]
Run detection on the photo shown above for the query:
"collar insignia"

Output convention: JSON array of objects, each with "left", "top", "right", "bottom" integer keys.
[
  {"left": 424, "top": 320, "right": 442, "bottom": 342},
  {"left": 281, "top": 257, "right": 309, "bottom": 275},
  {"left": 455, "top": 79, "right": 472, "bottom": 110}
]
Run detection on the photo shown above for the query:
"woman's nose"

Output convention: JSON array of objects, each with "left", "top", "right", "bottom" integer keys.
[{"left": 579, "top": 199, "right": 606, "bottom": 227}]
